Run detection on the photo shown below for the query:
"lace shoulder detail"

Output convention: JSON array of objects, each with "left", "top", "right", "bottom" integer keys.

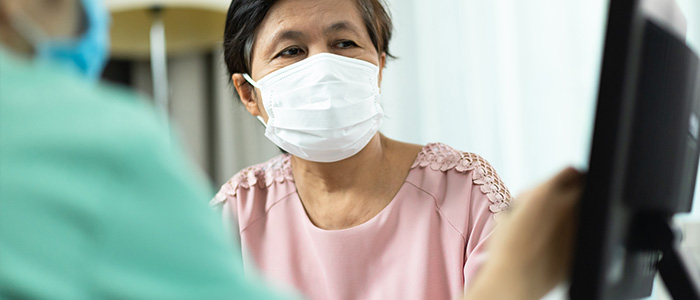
[
  {"left": 411, "top": 143, "right": 512, "bottom": 214},
  {"left": 210, "top": 154, "right": 294, "bottom": 206}
]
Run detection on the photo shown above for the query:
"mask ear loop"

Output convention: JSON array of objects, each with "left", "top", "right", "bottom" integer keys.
[
  {"left": 242, "top": 74, "right": 267, "bottom": 128},
  {"left": 242, "top": 73, "right": 261, "bottom": 88},
  {"left": 256, "top": 116, "right": 267, "bottom": 128}
]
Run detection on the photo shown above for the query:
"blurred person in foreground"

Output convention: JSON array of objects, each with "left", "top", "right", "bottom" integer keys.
[
  {"left": 0, "top": 0, "right": 583, "bottom": 299},
  {"left": 0, "top": 0, "right": 284, "bottom": 298}
]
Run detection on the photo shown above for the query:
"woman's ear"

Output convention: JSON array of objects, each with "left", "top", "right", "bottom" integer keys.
[
  {"left": 232, "top": 73, "right": 264, "bottom": 118},
  {"left": 378, "top": 52, "right": 386, "bottom": 88}
]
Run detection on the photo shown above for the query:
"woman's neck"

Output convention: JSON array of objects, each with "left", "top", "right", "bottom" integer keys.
[
  {"left": 291, "top": 133, "right": 423, "bottom": 230},
  {"left": 290, "top": 133, "right": 387, "bottom": 193}
]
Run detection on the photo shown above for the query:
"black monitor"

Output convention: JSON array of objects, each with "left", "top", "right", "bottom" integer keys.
[{"left": 569, "top": 0, "right": 700, "bottom": 299}]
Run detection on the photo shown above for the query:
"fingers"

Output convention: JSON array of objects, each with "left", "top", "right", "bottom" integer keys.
[
  {"left": 539, "top": 167, "right": 585, "bottom": 209},
  {"left": 510, "top": 168, "right": 584, "bottom": 209},
  {"left": 550, "top": 167, "right": 585, "bottom": 191}
]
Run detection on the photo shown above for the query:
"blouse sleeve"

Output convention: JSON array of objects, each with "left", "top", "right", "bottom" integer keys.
[
  {"left": 410, "top": 143, "right": 511, "bottom": 292},
  {"left": 456, "top": 153, "right": 511, "bottom": 291},
  {"left": 462, "top": 184, "right": 500, "bottom": 291}
]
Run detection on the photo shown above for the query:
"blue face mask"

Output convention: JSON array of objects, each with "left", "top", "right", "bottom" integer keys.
[{"left": 10, "top": 0, "right": 110, "bottom": 80}]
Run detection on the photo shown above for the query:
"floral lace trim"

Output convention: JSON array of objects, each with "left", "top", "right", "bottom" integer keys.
[
  {"left": 411, "top": 143, "right": 512, "bottom": 214},
  {"left": 210, "top": 154, "right": 293, "bottom": 206},
  {"left": 211, "top": 143, "right": 512, "bottom": 215}
]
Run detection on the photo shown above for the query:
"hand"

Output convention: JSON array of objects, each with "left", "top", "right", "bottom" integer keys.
[{"left": 465, "top": 168, "right": 584, "bottom": 300}]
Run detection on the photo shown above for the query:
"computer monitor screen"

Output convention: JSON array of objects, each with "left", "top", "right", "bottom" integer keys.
[{"left": 569, "top": 0, "right": 700, "bottom": 299}]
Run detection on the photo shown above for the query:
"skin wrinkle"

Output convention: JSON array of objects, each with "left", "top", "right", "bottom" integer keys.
[
  {"left": 225, "top": 0, "right": 394, "bottom": 78},
  {"left": 240, "top": 0, "right": 389, "bottom": 77},
  {"left": 258, "top": 22, "right": 366, "bottom": 69},
  {"left": 253, "top": 17, "right": 376, "bottom": 77}
]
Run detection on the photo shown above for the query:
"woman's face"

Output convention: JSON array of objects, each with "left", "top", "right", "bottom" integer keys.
[{"left": 233, "top": 0, "right": 385, "bottom": 121}]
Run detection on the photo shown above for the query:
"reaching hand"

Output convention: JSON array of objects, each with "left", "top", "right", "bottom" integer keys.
[{"left": 465, "top": 168, "right": 584, "bottom": 300}]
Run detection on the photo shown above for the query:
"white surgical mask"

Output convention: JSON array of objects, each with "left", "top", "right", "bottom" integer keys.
[{"left": 244, "top": 53, "right": 384, "bottom": 163}]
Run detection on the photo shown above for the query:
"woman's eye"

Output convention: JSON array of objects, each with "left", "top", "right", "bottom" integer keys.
[
  {"left": 335, "top": 40, "right": 358, "bottom": 49},
  {"left": 276, "top": 47, "right": 303, "bottom": 58}
]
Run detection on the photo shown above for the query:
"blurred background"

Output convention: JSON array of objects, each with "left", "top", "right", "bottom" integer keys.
[{"left": 101, "top": 0, "right": 698, "bottom": 299}]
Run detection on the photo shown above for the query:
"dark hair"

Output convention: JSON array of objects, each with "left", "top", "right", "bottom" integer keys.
[{"left": 222, "top": 0, "right": 394, "bottom": 77}]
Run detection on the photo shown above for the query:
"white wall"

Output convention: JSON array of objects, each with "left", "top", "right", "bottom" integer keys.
[
  {"left": 381, "top": 0, "right": 700, "bottom": 218},
  {"left": 381, "top": 0, "right": 607, "bottom": 196}
]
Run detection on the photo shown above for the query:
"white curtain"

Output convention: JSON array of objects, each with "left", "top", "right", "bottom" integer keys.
[{"left": 380, "top": 0, "right": 700, "bottom": 218}]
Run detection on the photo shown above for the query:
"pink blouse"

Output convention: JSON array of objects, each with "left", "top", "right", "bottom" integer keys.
[{"left": 211, "top": 143, "right": 511, "bottom": 300}]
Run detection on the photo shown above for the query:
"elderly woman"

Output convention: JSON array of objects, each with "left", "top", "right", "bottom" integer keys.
[{"left": 211, "top": 0, "right": 511, "bottom": 299}]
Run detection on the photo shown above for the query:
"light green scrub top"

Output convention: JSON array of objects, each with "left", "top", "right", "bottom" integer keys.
[{"left": 0, "top": 48, "right": 288, "bottom": 299}]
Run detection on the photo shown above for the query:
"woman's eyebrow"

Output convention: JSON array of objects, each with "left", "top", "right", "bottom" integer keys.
[
  {"left": 324, "top": 21, "right": 362, "bottom": 36},
  {"left": 263, "top": 30, "right": 306, "bottom": 56},
  {"left": 262, "top": 22, "right": 361, "bottom": 57},
  {"left": 270, "top": 30, "right": 306, "bottom": 45}
]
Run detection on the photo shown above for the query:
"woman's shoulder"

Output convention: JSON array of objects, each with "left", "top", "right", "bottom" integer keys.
[
  {"left": 210, "top": 154, "right": 294, "bottom": 207},
  {"left": 409, "top": 143, "right": 511, "bottom": 214}
]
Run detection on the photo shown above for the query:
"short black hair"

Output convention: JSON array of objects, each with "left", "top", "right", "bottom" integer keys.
[{"left": 222, "top": 0, "right": 394, "bottom": 77}]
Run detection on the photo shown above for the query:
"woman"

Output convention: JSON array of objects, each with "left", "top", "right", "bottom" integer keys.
[{"left": 211, "top": 0, "right": 511, "bottom": 299}]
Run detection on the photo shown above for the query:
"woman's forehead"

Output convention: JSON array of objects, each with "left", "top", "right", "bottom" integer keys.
[{"left": 256, "top": 0, "right": 366, "bottom": 40}]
